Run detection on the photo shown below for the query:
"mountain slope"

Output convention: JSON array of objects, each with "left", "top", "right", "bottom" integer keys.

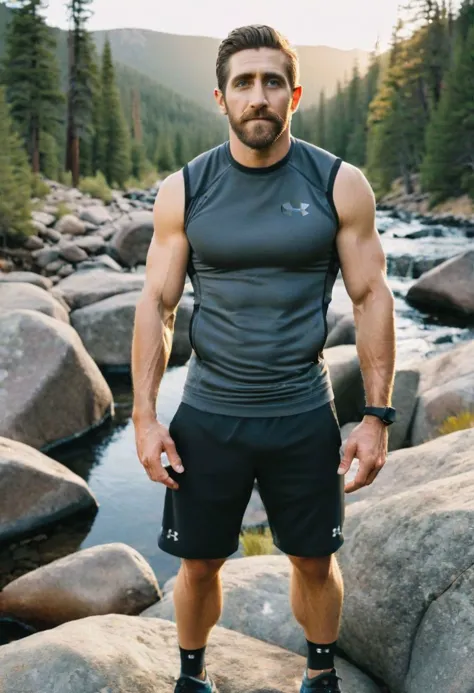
[{"left": 92, "top": 28, "right": 370, "bottom": 111}]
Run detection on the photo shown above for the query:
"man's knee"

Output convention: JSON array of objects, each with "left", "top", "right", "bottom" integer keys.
[
  {"left": 289, "top": 554, "right": 337, "bottom": 584},
  {"left": 181, "top": 558, "right": 226, "bottom": 584}
]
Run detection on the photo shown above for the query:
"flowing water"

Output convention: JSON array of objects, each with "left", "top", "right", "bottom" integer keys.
[{"left": 1, "top": 211, "right": 473, "bottom": 618}]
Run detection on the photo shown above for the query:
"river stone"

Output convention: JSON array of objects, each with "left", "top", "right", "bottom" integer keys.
[
  {"left": 55, "top": 214, "right": 86, "bottom": 235},
  {"left": 71, "top": 291, "right": 141, "bottom": 367},
  {"left": 0, "top": 613, "right": 380, "bottom": 693},
  {"left": 326, "top": 314, "right": 355, "bottom": 347},
  {"left": 32, "top": 211, "right": 55, "bottom": 227},
  {"left": 0, "top": 543, "right": 160, "bottom": 628},
  {"left": 0, "top": 271, "right": 52, "bottom": 290},
  {"left": 59, "top": 243, "right": 89, "bottom": 263},
  {"left": 0, "top": 437, "right": 97, "bottom": 544},
  {"left": 56, "top": 268, "right": 145, "bottom": 309},
  {"left": 109, "top": 210, "right": 154, "bottom": 267},
  {"left": 39, "top": 225, "right": 62, "bottom": 243},
  {"left": 405, "top": 564, "right": 474, "bottom": 693},
  {"left": 31, "top": 247, "right": 60, "bottom": 269},
  {"left": 0, "top": 282, "right": 69, "bottom": 323},
  {"left": 169, "top": 292, "right": 193, "bottom": 366},
  {"left": 73, "top": 235, "right": 106, "bottom": 254},
  {"left": 324, "top": 345, "right": 365, "bottom": 425},
  {"left": 406, "top": 249, "right": 474, "bottom": 318},
  {"left": 388, "top": 363, "right": 420, "bottom": 451},
  {"left": 337, "top": 470, "right": 474, "bottom": 692},
  {"left": 142, "top": 559, "right": 379, "bottom": 692},
  {"left": 0, "top": 309, "right": 113, "bottom": 449},
  {"left": 23, "top": 235, "right": 44, "bottom": 250},
  {"left": 79, "top": 205, "right": 112, "bottom": 226},
  {"left": 76, "top": 254, "right": 123, "bottom": 272}
]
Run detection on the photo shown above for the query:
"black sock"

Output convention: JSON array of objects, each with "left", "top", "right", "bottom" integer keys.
[
  {"left": 180, "top": 645, "right": 206, "bottom": 678},
  {"left": 306, "top": 640, "right": 337, "bottom": 672}
]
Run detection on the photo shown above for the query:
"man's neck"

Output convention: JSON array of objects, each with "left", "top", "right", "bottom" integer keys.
[{"left": 228, "top": 129, "right": 292, "bottom": 169}]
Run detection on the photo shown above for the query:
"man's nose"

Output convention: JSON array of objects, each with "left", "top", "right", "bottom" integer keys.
[{"left": 249, "top": 81, "right": 269, "bottom": 109}]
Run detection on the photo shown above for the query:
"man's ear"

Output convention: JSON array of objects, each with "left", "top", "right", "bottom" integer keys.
[
  {"left": 214, "top": 88, "right": 227, "bottom": 115},
  {"left": 291, "top": 85, "right": 303, "bottom": 113}
]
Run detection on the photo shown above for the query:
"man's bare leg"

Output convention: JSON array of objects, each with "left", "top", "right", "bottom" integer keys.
[
  {"left": 289, "top": 555, "right": 344, "bottom": 679},
  {"left": 173, "top": 558, "right": 226, "bottom": 679}
]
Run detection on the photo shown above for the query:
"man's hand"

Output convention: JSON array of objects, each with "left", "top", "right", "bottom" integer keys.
[
  {"left": 134, "top": 418, "right": 184, "bottom": 490},
  {"left": 337, "top": 418, "right": 388, "bottom": 494}
]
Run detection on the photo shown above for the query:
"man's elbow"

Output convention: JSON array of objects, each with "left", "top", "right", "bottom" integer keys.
[{"left": 353, "top": 278, "right": 394, "bottom": 315}]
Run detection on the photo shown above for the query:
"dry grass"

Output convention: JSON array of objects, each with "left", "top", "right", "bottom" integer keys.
[
  {"left": 240, "top": 527, "right": 274, "bottom": 557},
  {"left": 439, "top": 411, "right": 474, "bottom": 436}
]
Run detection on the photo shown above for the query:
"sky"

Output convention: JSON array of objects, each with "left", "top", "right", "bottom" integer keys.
[{"left": 42, "top": 0, "right": 402, "bottom": 52}]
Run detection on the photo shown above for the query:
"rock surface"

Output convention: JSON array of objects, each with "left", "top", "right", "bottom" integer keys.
[
  {"left": 0, "top": 614, "right": 380, "bottom": 693},
  {"left": 0, "top": 281, "right": 69, "bottom": 323},
  {"left": 0, "top": 543, "right": 160, "bottom": 628},
  {"left": 56, "top": 268, "right": 145, "bottom": 310},
  {"left": 79, "top": 205, "right": 112, "bottom": 226},
  {"left": 324, "top": 345, "right": 365, "bottom": 425},
  {"left": 0, "top": 271, "right": 53, "bottom": 290},
  {"left": 0, "top": 309, "right": 113, "bottom": 449},
  {"left": 0, "top": 437, "right": 97, "bottom": 544},
  {"left": 109, "top": 211, "right": 154, "bottom": 267},
  {"left": 406, "top": 249, "right": 474, "bottom": 318}
]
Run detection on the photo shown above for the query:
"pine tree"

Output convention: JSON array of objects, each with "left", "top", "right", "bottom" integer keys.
[
  {"left": 156, "top": 133, "right": 176, "bottom": 173},
  {"left": 77, "top": 39, "right": 102, "bottom": 178},
  {"left": 65, "top": 0, "right": 96, "bottom": 186},
  {"left": 0, "top": 87, "right": 33, "bottom": 243},
  {"left": 326, "top": 82, "right": 348, "bottom": 158},
  {"left": 2, "top": 0, "right": 63, "bottom": 173},
  {"left": 316, "top": 90, "right": 326, "bottom": 148},
  {"left": 421, "top": 23, "right": 474, "bottom": 200},
  {"left": 97, "top": 38, "right": 131, "bottom": 187},
  {"left": 457, "top": 0, "right": 474, "bottom": 42}
]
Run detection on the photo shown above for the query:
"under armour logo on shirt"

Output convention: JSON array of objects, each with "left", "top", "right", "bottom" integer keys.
[
  {"left": 167, "top": 529, "right": 179, "bottom": 541},
  {"left": 281, "top": 201, "right": 310, "bottom": 217}
]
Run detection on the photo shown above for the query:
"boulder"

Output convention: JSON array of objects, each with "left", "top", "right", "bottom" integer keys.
[
  {"left": 79, "top": 205, "right": 112, "bottom": 226},
  {"left": 405, "top": 564, "right": 474, "bottom": 693},
  {"left": 324, "top": 345, "right": 365, "bottom": 425},
  {"left": 410, "top": 340, "right": 474, "bottom": 445},
  {"left": 0, "top": 282, "right": 69, "bottom": 323},
  {"left": 55, "top": 214, "right": 86, "bottom": 236},
  {"left": 0, "top": 271, "right": 52, "bottom": 291},
  {"left": 0, "top": 437, "right": 97, "bottom": 544},
  {"left": 0, "top": 309, "right": 113, "bottom": 449},
  {"left": 337, "top": 466, "right": 474, "bottom": 692},
  {"left": 32, "top": 211, "right": 55, "bottom": 227},
  {"left": 38, "top": 226, "right": 61, "bottom": 243},
  {"left": 406, "top": 250, "right": 474, "bottom": 318},
  {"left": 0, "top": 543, "right": 160, "bottom": 628},
  {"left": 77, "top": 254, "right": 123, "bottom": 272},
  {"left": 388, "top": 363, "right": 420, "bottom": 451},
  {"left": 56, "top": 268, "right": 145, "bottom": 310},
  {"left": 109, "top": 210, "right": 154, "bottom": 267},
  {"left": 73, "top": 235, "right": 106, "bottom": 254},
  {"left": 169, "top": 292, "right": 193, "bottom": 366},
  {"left": 59, "top": 243, "right": 89, "bottom": 263},
  {"left": 23, "top": 235, "right": 44, "bottom": 250},
  {"left": 326, "top": 314, "right": 355, "bottom": 348},
  {"left": 71, "top": 291, "right": 142, "bottom": 367},
  {"left": 31, "top": 247, "right": 60, "bottom": 269},
  {"left": 0, "top": 614, "right": 380, "bottom": 693}
]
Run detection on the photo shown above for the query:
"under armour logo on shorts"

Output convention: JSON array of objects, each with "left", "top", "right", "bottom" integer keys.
[
  {"left": 167, "top": 529, "right": 179, "bottom": 541},
  {"left": 332, "top": 526, "right": 342, "bottom": 538}
]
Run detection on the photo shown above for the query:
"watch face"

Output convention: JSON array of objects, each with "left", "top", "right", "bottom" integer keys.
[{"left": 384, "top": 408, "right": 396, "bottom": 424}]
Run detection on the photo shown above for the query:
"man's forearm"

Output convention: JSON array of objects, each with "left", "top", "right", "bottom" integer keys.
[
  {"left": 131, "top": 292, "right": 173, "bottom": 424},
  {"left": 353, "top": 283, "right": 396, "bottom": 407}
]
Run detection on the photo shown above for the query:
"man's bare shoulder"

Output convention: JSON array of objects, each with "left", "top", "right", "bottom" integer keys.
[
  {"left": 153, "top": 169, "right": 186, "bottom": 237},
  {"left": 333, "top": 162, "right": 376, "bottom": 227}
]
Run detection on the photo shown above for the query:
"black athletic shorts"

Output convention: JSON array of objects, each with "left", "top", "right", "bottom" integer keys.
[{"left": 158, "top": 401, "right": 345, "bottom": 559}]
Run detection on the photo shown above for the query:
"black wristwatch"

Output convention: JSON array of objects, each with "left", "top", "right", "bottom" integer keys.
[{"left": 363, "top": 406, "right": 397, "bottom": 426}]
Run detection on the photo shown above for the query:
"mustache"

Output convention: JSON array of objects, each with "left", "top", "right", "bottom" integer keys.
[{"left": 242, "top": 111, "right": 282, "bottom": 124}]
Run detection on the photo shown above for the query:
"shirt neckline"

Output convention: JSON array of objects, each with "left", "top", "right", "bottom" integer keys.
[{"left": 225, "top": 137, "right": 295, "bottom": 175}]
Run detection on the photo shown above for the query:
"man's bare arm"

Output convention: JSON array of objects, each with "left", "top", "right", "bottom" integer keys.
[
  {"left": 333, "top": 163, "right": 396, "bottom": 492},
  {"left": 131, "top": 170, "right": 189, "bottom": 487}
]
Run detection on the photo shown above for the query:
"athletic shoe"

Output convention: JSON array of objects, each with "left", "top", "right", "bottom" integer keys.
[
  {"left": 300, "top": 668, "right": 342, "bottom": 692},
  {"left": 174, "top": 672, "right": 218, "bottom": 692}
]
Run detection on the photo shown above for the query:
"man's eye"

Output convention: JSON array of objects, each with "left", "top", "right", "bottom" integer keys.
[
  {"left": 267, "top": 79, "right": 281, "bottom": 87},
  {"left": 236, "top": 80, "right": 248, "bottom": 87}
]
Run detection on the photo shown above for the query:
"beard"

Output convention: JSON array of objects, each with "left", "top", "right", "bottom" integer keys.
[{"left": 227, "top": 106, "right": 289, "bottom": 151}]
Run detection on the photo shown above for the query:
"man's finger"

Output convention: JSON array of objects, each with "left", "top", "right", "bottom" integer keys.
[
  {"left": 365, "top": 458, "right": 385, "bottom": 487},
  {"left": 338, "top": 437, "right": 357, "bottom": 475},
  {"left": 142, "top": 456, "right": 179, "bottom": 489},
  {"left": 163, "top": 436, "right": 184, "bottom": 473},
  {"left": 344, "top": 460, "right": 372, "bottom": 494}
]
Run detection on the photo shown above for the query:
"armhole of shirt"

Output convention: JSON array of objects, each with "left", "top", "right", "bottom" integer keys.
[
  {"left": 183, "top": 163, "right": 192, "bottom": 225},
  {"left": 326, "top": 157, "right": 343, "bottom": 228}
]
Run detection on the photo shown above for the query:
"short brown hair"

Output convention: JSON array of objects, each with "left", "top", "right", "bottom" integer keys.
[{"left": 216, "top": 25, "right": 299, "bottom": 94}]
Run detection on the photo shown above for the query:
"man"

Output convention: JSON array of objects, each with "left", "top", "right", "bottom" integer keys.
[{"left": 132, "top": 25, "right": 396, "bottom": 693}]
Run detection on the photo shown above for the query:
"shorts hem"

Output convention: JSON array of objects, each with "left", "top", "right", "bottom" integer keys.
[
  {"left": 274, "top": 538, "right": 344, "bottom": 558},
  {"left": 158, "top": 538, "right": 239, "bottom": 560}
]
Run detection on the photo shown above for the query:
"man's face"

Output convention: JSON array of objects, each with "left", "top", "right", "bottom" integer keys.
[{"left": 215, "top": 48, "right": 301, "bottom": 150}]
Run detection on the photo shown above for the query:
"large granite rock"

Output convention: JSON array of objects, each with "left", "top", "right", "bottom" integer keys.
[
  {"left": 109, "top": 211, "right": 154, "bottom": 267},
  {"left": 410, "top": 340, "right": 474, "bottom": 445},
  {"left": 0, "top": 437, "right": 97, "bottom": 544},
  {"left": 388, "top": 362, "right": 420, "bottom": 451},
  {"left": 55, "top": 214, "right": 86, "bottom": 236},
  {"left": 406, "top": 249, "right": 474, "bottom": 319},
  {"left": 337, "top": 437, "right": 474, "bottom": 692},
  {"left": 0, "top": 543, "right": 160, "bottom": 628},
  {"left": 0, "top": 309, "right": 113, "bottom": 449},
  {"left": 0, "top": 271, "right": 53, "bottom": 291},
  {"left": 56, "top": 268, "right": 145, "bottom": 309},
  {"left": 0, "top": 281, "right": 69, "bottom": 323},
  {"left": 0, "top": 614, "right": 380, "bottom": 693},
  {"left": 324, "top": 345, "right": 365, "bottom": 425},
  {"left": 169, "top": 292, "right": 193, "bottom": 366},
  {"left": 79, "top": 205, "right": 112, "bottom": 226}
]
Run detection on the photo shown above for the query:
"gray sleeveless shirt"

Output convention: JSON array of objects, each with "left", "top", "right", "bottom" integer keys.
[{"left": 181, "top": 136, "right": 342, "bottom": 417}]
